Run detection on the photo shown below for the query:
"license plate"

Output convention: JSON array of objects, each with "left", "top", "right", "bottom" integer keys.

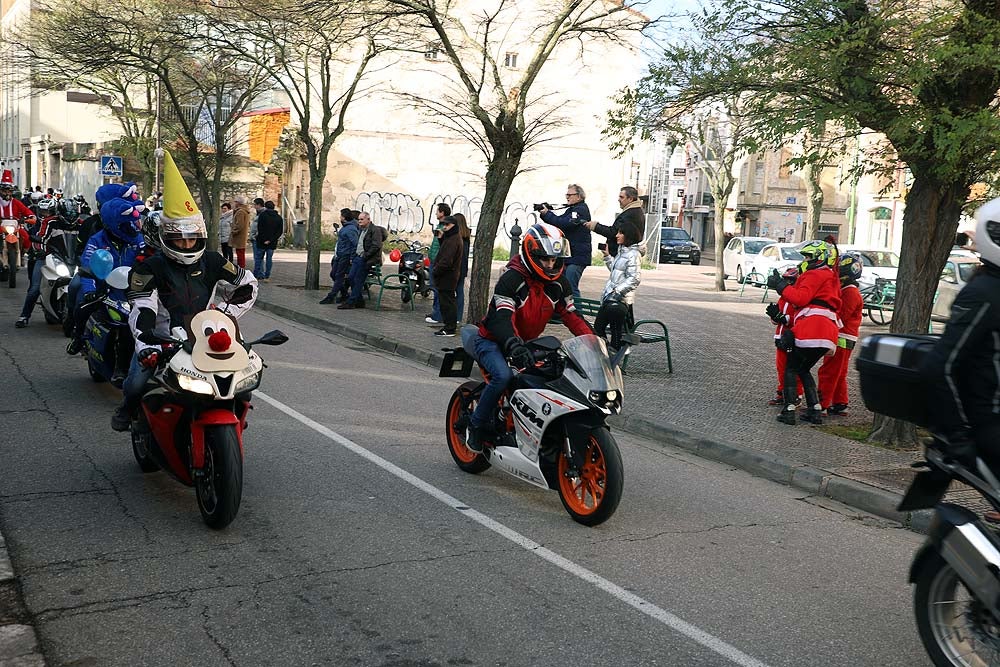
[{"left": 677, "top": 254, "right": 689, "bottom": 258}]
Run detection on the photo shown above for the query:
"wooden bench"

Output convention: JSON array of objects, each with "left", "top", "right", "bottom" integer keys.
[{"left": 575, "top": 297, "right": 673, "bottom": 373}]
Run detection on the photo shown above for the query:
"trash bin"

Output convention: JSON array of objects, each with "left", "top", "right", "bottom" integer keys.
[{"left": 292, "top": 220, "right": 306, "bottom": 247}]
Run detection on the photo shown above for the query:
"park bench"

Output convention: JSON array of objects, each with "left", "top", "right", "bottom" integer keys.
[{"left": 574, "top": 297, "right": 673, "bottom": 373}]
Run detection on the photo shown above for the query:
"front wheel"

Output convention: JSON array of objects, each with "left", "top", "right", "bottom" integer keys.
[
  {"left": 44, "top": 294, "right": 66, "bottom": 325},
  {"left": 736, "top": 265, "right": 745, "bottom": 284},
  {"left": 445, "top": 383, "right": 490, "bottom": 474},
  {"left": 913, "top": 551, "right": 1000, "bottom": 666},
  {"left": 557, "top": 427, "right": 623, "bottom": 526},
  {"left": 131, "top": 427, "right": 159, "bottom": 473},
  {"left": 195, "top": 425, "right": 243, "bottom": 529},
  {"left": 690, "top": 256, "right": 701, "bottom": 266},
  {"left": 7, "top": 247, "right": 16, "bottom": 288}
]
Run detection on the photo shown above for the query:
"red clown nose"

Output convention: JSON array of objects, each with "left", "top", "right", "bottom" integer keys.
[{"left": 208, "top": 330, "right": 231, "bottom": 352}]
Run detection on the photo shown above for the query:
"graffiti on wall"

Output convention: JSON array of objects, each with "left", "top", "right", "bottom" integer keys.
[{"left": 356, "top": 191, "right": 540, "bottom": 241}]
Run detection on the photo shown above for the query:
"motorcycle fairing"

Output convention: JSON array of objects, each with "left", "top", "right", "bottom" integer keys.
[
  {"left": 509, "top": 388, "right": 587, "bottom": 464},
  {"left": 191, "top": 409, "right": 243, "bottom": 469},
  {"left": 142, "top": 392, "right": 191, "bottom": 484}
]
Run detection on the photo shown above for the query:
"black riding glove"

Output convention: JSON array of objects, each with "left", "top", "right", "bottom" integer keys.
[
  {"left": 766, "top": 269, "right": 789, "bottom": 294},
  {"left": 765, "top": 303, "right": 787, "bottom": 326},
  {"left": 504, "top": 336, "right": 533, "bottom": 370}
]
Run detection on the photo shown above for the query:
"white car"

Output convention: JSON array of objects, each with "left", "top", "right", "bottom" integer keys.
[
  {"left": 746, "top": 243, "right": 804, "bottom": 285},
  {"left": 723, "top": 236, "right": 773, "bottom": 283},
  {"left": 840, "top": 246, "right": 900, "bottom": 289},
  {"left": 932, "top": 255, "right": 981, "bottom": 319}
]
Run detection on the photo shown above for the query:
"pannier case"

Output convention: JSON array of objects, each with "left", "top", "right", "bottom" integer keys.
[{"left": 855, "top": 333, "right": 938, "bottom": 427}]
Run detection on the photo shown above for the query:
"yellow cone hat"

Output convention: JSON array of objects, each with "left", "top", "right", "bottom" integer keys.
[{"left": 159, "top": 149, "right": 204, "bottom": 234}]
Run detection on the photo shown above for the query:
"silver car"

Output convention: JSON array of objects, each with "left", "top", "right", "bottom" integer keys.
[{"left": 932, "top": 256, "right": 982, "bottom": 320}]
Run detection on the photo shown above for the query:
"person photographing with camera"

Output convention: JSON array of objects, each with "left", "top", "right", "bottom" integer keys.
[{"left": 537, "top": 183, "right": 591, "bottom": 300}]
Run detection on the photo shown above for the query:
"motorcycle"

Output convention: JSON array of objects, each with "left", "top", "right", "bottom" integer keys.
[
  {"left": 857, "top": 333, "right": 1000, "bottom": 666},
  {"left": 439, "top": 328, "right": 631, "bottom": 526},
  {"left": 388, "top": 238, "right": 430, "bottom": 304},
  {"left": 39, "top": 218, "right": 79, "bottom": 325},
  {"left": 130, "top": 303, "right": 288, "bottom": 529},
  {"left": 81, "top": 266, "right": 134, "bottom": 387},
  {"left": 0, "top": 219, "right": 21, "bottom": 288}
]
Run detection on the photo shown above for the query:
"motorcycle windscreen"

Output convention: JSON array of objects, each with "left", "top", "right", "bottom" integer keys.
[{"left": 560, "top": 334, "right": 623, "bottom": 392}]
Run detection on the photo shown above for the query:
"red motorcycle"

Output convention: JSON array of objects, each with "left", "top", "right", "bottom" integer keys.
[{"left": 131, "top": 307, "right": 287, "bottom": 529}]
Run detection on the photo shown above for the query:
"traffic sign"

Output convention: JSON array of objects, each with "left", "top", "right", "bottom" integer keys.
[{"left": 100, "top": 156, "right": 123, "bottom": 178}]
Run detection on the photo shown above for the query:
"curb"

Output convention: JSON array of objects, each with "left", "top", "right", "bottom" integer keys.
[
  {"left": 255, "top": 297, "right": 931, "bottom": 533},
  {"left": 0, "top": 534, "right": 46, "bottom": 666}
]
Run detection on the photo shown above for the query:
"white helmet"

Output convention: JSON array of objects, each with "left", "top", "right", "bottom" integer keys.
[
  {"left": 159, "top": 213, "right": 207, "bottom": 265},
  {"left": 975, "top": 198, "right": 1000, "bottom": 267}
]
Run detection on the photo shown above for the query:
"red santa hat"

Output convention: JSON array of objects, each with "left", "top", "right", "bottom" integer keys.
[{"left": 0, "top": 170, "right": 13, "bottom": 186}]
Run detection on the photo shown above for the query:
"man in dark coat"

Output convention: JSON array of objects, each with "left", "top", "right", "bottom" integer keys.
[
  {"left": 338, "top": 211, "right": 386, "bottom": 309},
  {"left": 588, "top": 186, "right": 645, "bottom": 257},
  {"left": 431, "top": 215, "right": 463, "bottom": 336},
  {"left": 540, "top": 183, "right": 591, "bottom": 299},
  {"left": 254, "top": 200, "right": 283, "bottom": 281}
]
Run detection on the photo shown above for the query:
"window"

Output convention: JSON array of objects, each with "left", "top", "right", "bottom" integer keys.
[
  {"left": 701, "top": 192, "right": 714, "bottom": 206},
  {"left": 425, "top": 42, "right": 442, "bottom": 61},
  {"left": 940, "top": 263, "right": 957, "bottom": 284},
  {"left": 744, "top": 240, "right": 770, "bottom": 254},
  {"left": 504, "top": 52, "right": 518, "bottom": 68}
]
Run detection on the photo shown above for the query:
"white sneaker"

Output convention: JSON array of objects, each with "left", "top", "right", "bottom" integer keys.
[{"left": 425, "top": 316, "right": 441, "bottom": 324}]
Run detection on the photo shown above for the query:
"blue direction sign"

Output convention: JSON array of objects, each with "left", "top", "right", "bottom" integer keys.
[{"left": 99, "top": 155, "right": 123, "bottom": 178}]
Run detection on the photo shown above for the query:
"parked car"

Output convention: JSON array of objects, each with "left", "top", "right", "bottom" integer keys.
[
  {"left": 658, "top": 227, "right": 701, "bottom": 265},
  {"left": 932, "top": 255, "right": 982, "bottom": 319},
  {"left": 744, "top": 243, "right": 804, "bottom": 285},
  {"left": 840, "top": 246, "right": 900, "bottom": 289},
  {"left": 722, "top": 236, "right": 772, "bottom": 283}
]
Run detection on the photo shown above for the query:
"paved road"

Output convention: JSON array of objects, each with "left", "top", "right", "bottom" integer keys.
[{"left": 0, "top": 288, "right": 930, "bottom": 666}]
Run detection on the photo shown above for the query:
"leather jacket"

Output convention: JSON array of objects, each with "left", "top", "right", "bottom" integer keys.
[{"left": 601, "top": 244, "right": 641, "bottom": 304}]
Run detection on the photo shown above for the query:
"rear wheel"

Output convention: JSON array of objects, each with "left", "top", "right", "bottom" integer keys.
[
  {"left": 445, "top": 384, "right": 490, "bottom": 474},
  {"left": 913, "top": 550, "right": 1000, "bottom": 666},
  {"left": 736, "top": 265, "right": 745, "bottom": 284},
  {"left": 401, "top": 283, "right": 412, "bottom": 303},
  {"left": 195, "top": 425, "right": 243, "bottom": 529},
  {"left": 7, "top": 247, "right": 16, "bottom": 288},
  {"left": 557, "top": 427, "right": 623, "bottom": 526}
]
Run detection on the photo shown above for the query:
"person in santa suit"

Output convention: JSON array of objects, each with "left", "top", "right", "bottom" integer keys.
[
  {"left": 767, "top": 240, "right": 841, "bottom": 425},
  {"left": 0, "top": 172, "right": 34, "bottom": 223},
  {"left": 765, "top": 266, "right": 804, "bottom": 406},
  {"left": 816, "top": 251, "right": 864, "bottom": 417}
]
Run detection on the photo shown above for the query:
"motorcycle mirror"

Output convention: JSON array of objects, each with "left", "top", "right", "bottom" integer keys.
[
  {"left": 105, "top": 265, "right": 131, "bottom": 290},
  {"left": 247, "top": 330, "right": 289, "bottom": 347}
]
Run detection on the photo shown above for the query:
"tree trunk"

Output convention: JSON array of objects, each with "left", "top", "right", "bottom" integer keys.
[
  {"left": 867, "top": 174, "right": 966, "bottom": 446},
  {"left": 304, "top": 169, "right": 326, "bottom": 291},
  {"left": 467, "top": 153, "right": 520, "bottom": 323},
  {"left": 713, "top": 197, "right": 727, "bottom": 291},
  {"left": 803, "top": 160, "right": 823, "bottom": 241}
]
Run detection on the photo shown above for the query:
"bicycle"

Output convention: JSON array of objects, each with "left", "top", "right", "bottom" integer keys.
[{"left": 859, "top": 276, "right": 896, "bottom": 325}]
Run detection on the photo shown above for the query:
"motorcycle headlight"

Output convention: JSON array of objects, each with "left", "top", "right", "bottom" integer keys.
[
  {"left": 55, "top": 263, "right": 70, "bottom": 278},
  {"left": 2, "top": 225, "right": 15, "bottom": 235},
  {"left": 177, "top": 372, "right": 215, "bottom": 395},
  {"left": 235, "top": 371, "right": 261, "bottom": 394},
  {"left": 588, "top": 389, "right": 621, "bottom": 408}
]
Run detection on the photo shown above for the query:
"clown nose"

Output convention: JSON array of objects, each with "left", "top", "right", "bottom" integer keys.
[{"left": 208, "top": 330, "right": 232, "bottom": 352}]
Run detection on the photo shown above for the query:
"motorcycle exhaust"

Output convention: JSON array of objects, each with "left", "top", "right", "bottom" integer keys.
[{"left": 919, "top": 503, "right": 1000, "bottom": 616}]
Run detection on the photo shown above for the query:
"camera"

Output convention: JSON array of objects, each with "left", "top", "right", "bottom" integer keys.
[{"left": 532, "top": 203, "right": 551, "bottom": 212}]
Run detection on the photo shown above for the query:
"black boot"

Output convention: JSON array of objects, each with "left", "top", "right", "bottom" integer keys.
[
  {"left": 111, "top": 403, "right": 131, "bottom": 432},
  {"left": 777, "top": 407, "right": 797, "bottom": 425},
  {"left": 802, "top": 407, "right": 824, "bottom": 424}
]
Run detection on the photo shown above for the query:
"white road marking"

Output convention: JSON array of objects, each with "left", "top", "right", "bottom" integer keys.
[
  {"left": 267, "top": 361, "right": 459, "bottom": 387},
  {"left": 255, "top": 390, "right": 772, "bottom": 667}
]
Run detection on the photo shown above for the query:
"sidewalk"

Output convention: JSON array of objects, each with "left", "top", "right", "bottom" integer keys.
[{"left": 254, "top": 250, "right": 951, "bottom": 530}]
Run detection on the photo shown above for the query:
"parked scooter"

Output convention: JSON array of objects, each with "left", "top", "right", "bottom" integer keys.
[
  {"left": 130, "top": 306, "right": 288, "bottom": 529},
  {"left": 388, "top": 238, "right": 430, "bottom": 303},
  {"left": 0, "top": 218, "right": 22, "bottom": 288},
  {"left": 440, "top": 329, "right": 632, "bottom": 526},
  {"left": 39, "top": 219, "right": 79, "bottom": 325},
  {"left": 857, "top": 333, "right": 1000, "bottom": 667},
  {"left": 81, "top": 263, "right": 134, "bottom": 387}
]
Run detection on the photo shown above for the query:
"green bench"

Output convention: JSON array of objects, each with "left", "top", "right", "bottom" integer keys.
[{"left": 574, "top": 297, "right": 673, "bottom": 373}]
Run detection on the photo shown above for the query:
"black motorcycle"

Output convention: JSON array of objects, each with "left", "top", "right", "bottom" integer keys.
[
  {"left": 858, "top": 333, "right": 1000, "bottom": 667},
  {"left": 388, "top": 238, "right": 430, "bottom": 304}
]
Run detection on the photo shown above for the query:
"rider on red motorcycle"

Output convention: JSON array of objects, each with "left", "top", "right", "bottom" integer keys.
[
  {"left": 113, "top": 150, "right": 258, "bottom": 431},
  {"left": 0, "top": 181, "right": 34, "bottom": 223},
  {"left": 465, "top": 222, "right": 593, "bottom": 452}
]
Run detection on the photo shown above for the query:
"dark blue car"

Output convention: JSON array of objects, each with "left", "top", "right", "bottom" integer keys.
[{"left": 658, "top": 227, "right": 701, "bottom": 265}]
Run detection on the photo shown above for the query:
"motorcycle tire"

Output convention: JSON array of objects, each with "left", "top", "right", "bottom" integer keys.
[
  {"left": 445, "top": 383, "right": 490, "bottom": 474},
  {"left": 401, "top": 285, "right": 412, "bottom": 303},
  {"left": 196, "top": 425, "right": 243, "bottom": 529},
  {"left": 43, "top": 295, "right": 65, "bottom": 325},
  {"left": 557, "top": 427, "right": 623, "bottom": 526},
  {"left": 131, "top": 428, "right": 159, "bottom": 473},
  {"left": 913, "top": 550, "right": 1000, "bottom": 666},
  {"left": 6, "top": 247, "right": 16, "bottom": 289}
]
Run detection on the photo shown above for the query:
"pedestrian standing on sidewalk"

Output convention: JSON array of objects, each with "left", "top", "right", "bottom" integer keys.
[
  {"left": 250, "top": 197, "right": 265, "bottom": 272},
  {"left": 594, "top": 220, "right": 641, "bottom": 351},
  {"left": 230, "top": 196, "right": 250, "bottom": 268},
  {"left": 218, "top": 202, "right": 234, "bottom": 262},
  {"left": 585, "top": 186, "right": 645, "bottom": 258},
  {"left": 432, "top": 215, "right": 462, "bottom": 337},
  {"left": 425, "top": 202, "right": 450, "bottom": 325},
  {"left": 817, "top": 252, "right": 864, "bottom": 417},
  {"left": 320, "top": 209, "right": 359, "bottom": 304},
  {"left": 454, "top": 212, "right": 471, "bottom": 323},
  {"left": 255, "top": 200, "right": 283, "bottom": 281},
  {"left": 540, "top": 183, "right": 591, "bottom": 299},
  {"left": 766, "top": 240, "right": 841, "bottom": 425}
]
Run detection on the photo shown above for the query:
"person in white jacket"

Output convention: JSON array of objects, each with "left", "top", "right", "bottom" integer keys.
[{"left": 595, "top": 222, "right": 642, "bottom": 351}]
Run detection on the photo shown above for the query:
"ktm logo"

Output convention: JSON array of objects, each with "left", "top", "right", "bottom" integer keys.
[{"left": 511, "top": 395, "right": 544, "bottom": 428}]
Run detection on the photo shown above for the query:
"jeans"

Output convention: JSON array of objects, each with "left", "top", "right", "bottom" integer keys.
[
  {"left": 347, "top": 256, "right": 368, "bottom": 303},
  {"left": 564, "top": 263, "right": 586, "bottom": 301},
  {"left": 18, "top": 260, "right": 44, "bottom": 319},
  {"left": 470, "top": 335, "right": 512, "bottom": 429},
  {"left": 123, "top": 350, "right": 155, "bottom": 411},
  {"left": 255, "top": 247, "right": 274, "bottom": 278},
  {"left": 428, "top": 267, "right": 441, "bottom": 320},
  {"left": 326, "top": 255, "right": 352, "bottom": 299},
  {"left": 456, "top": 279, "right": 465, "bottom": 323}
]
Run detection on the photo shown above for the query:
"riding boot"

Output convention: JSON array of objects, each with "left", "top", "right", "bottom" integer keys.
[
  {"left": 111, "top": 399, "right": 132, "bottom": 432},
  {"left": 801, "top": 385, "right": 824, "bottom": 424},
  {"left": 777, "top": 406, "right": 797, "bottom": 425}
]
